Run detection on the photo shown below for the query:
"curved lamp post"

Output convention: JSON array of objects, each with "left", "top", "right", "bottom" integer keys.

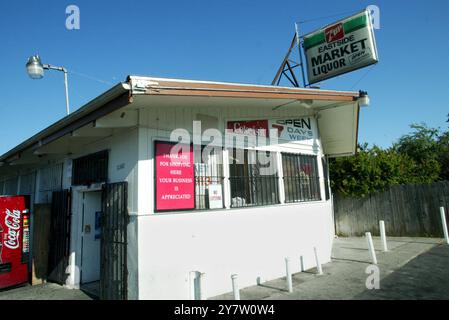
[{"left": 26, "top": 55, "right": 70, "bottom": 115}]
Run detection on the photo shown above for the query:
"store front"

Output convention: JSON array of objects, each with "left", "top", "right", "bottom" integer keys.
[{"left": 0, "top": 75, "right": 367, "bottom": 299}]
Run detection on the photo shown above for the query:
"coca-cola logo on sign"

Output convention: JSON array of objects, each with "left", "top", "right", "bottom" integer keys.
[
  {"left": 4, "top": 209, "right": 21, "bottom": 250},
  {"left": 227, "top": 120, "right": 269, "bottom": 137},
  {"left": 325, "top": 23, "right": 344, "bottom": 43}
]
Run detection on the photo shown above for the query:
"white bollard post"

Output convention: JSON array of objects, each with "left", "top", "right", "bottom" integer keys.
[
  {"left": 285, "top": 257, "right": 293, "bottom": 293},
  {"left": 313, "top": 247, "right": 323, "bottom": 275},
  {"left": 379, "top": 220, "right": 388, "bottom": 252},
  {"left": 440, "top": 207, "right": 449, "bottom": 245},
  {"left": 366, "top": 232, "right": 378, "bottom": 265},
  {"left": 189, "top": 271, "right": 197, "bottom": 300},
  {"left": 231, "top": 274, "right": 240, "bottom": 300},
  {"left": 199, "top": 272, "right": 207, "bottom": 300}
]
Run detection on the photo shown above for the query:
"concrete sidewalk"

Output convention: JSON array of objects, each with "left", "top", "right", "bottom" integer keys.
[
  {"left": 0, "top": 283, "right": 94, "bottom": 300},
  {"left": 211, "top": 237, "right": 448, "bottom": 300},
  {"left": 0, "top": 237, "right": 447, "bottom": 300}
]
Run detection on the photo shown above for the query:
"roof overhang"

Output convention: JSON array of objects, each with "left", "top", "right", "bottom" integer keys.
[
  {"left": 128, "top": 76, "right": 365, "bottom": 157},
  {"left": 0, "top": 75, "right": 367, "bottom": 169},
  {"left": 128, "top": 76, "right": 358, "bottom": 102}
]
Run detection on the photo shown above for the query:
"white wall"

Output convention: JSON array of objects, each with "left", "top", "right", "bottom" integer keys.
[
  {"left": 133, "top": 103, "right": 334, "bottom": 299},
  {"left": 65, "top": 127, "right": 140, "bottom": 298},
  {"left": 63, "top": 127, "right": 139, "bottom": 212},
  {"left": 137, "top": 202, "right": 333, "bottom": 299}
]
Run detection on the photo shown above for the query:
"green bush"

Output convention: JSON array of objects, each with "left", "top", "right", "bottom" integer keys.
[{"left": 329, "top": 123, "right": 447, "bottom": 197}]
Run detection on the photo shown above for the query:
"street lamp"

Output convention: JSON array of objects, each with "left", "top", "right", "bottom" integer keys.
[
  {"left": 358, "top": 90, "right": 370, "bottom": 107},
  {"left": 26, "top": 55, "right": 70, "bottom": 115}
]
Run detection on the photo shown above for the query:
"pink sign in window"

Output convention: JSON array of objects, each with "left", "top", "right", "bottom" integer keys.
[{"left": 155, "top": 142, "right": 195, "bottom": 211}]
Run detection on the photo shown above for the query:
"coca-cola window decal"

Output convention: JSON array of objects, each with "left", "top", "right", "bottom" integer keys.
[
  {"left": 155, "top": 142, "right": 195, "bottom": 211},
  {"left": 227, "top": 120, "right": 269, "bottom": 137},
  {"left": 227, "top": 118, "right": 316, "bottom": 145}
]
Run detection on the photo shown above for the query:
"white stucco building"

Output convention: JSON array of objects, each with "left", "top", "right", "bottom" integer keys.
[{"left": 0, "top": 76, "right": 367, "bottom": 299}]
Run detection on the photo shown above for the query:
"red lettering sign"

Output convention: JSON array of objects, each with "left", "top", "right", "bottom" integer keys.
[
  {"left": 325, "top": 23, "right": 344, "bottom": 43},
  {"left": 155, "top": 142, "right": 195, "bottom": 211},
  {"left": 227, "top": 120, "right": 269, "bottom": 137}
]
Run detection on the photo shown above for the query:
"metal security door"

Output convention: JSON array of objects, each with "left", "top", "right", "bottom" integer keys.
[
  {"left": 48, "top": 190, "right": 71, "bottom": 284},
  {"left": 100, "top": 182, "right": 128, "bottom": 300}
]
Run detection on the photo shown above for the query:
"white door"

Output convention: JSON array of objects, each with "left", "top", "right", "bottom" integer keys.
[{"left": 81, "top": 191, "right": 102, "bottom": 284}]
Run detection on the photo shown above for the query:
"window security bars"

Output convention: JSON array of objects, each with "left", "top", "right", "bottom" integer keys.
[{"left": 282, "top": 153, "right": 321, "bottom": 203}]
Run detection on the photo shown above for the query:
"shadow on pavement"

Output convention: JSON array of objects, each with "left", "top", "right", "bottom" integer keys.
[{"left": 354, "top": 244, "right": 449, "bottom": 300}]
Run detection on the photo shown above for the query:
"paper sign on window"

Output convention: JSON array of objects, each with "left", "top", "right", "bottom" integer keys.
[
  {"left": 208, "top": 184, "right": 223, "bottom": 209},
  {"left": 155, "top": 142, "right": 195, "bottom": 211}
]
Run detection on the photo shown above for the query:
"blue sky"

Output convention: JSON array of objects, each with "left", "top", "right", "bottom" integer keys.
[{"left": 0, "top": 0, "right": 448, "bottom": 155}]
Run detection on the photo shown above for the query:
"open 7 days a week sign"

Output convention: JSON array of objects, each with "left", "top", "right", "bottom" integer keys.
[
  {"left": 155, "top": 142, "right": 195, "bottom": 211},
  {"left": 303, "top": 9, "right": 378, "bottom": 84},
  {"left": 227, "top": 117, "right": 316, "bottom": 144}
]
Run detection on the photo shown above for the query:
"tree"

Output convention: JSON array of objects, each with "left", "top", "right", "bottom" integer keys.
[
  {"left": 329, "top": 144, "right": 418, "bottom": 197},
  {"left": 392, "top": 123, "right": 442, "bottom": 183},
  {"left": 437, "top": 130, "right": 449, "bottom": 181},
  {"left": 329, "top": 123, "right": 447, "bottom": 197}
]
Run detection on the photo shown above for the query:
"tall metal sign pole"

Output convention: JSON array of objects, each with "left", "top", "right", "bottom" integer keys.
[
  {"left": 271, "top": 34, "right": 299, "bottom": 87},
  {"left": 271, "top": 24, "right": 308, "bottom": 88},
  {"left": 294, "top": 23, "right": 307, "bottom": 88}
]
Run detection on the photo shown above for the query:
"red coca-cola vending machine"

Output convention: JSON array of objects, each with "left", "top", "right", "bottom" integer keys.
[{"left": 0, "top": 196, "right": 31, "bottom": 290}]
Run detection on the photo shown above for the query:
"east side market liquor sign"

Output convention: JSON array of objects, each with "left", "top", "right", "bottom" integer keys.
[
  {"left": 155, "top": 142, "right": 194, "bottom": 211},
  {"left": 303, "top": 10, "right": 378, "bottom": 84}
]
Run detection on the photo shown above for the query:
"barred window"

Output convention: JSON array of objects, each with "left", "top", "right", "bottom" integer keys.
[
  {"left": 228, "top": 149, "right": 279, "bottom": 208},
  {"left": 282, "top": 153, "right": 321, "bottom": 202},
  {"left": 72, "top": 150, "right": 108, "bottom": 186},
  {"left": 194, "top": 145, "right": 224, "bottom": 210},
  {"left": 322, "top": 157, "right": 330, "bottom": 200}
]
